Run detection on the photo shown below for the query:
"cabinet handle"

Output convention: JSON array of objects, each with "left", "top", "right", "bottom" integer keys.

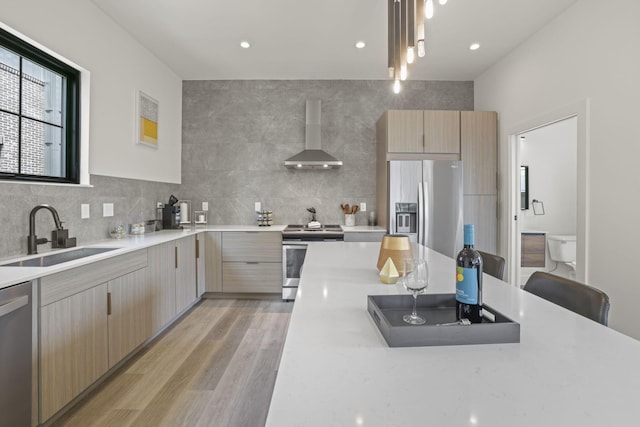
[
  {"left": 246, "top": 262, "right": 259, "bottom": 265},
  {"left": 195, "top": 238, "right": 200, "bottom": 259},
  {"left": 107, "top": 292, "right": 112, "bottom": 316},
  {"left": 175, "top": 246, "right": 178, "bottom": 269}
]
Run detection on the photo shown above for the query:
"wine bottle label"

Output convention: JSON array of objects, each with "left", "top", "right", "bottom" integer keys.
[{"left": 456, "top": 266, "right": 478, "bottom": 304}]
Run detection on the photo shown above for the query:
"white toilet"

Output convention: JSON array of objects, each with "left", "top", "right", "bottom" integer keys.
[{"left": 547, "top": 234, "right": 576, "bottom": 272}]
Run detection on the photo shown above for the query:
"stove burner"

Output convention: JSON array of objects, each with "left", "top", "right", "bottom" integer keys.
[{"left": 283, "top": 224, "right": 344, "bottom": 241}]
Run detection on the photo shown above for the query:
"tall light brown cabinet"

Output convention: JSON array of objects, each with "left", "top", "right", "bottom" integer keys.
[
  {"left": 376, "top": 110, "right": 498, "bottom": 253},
  {"left": 461, "top": 111, "right": 498, "bottom": 253}
]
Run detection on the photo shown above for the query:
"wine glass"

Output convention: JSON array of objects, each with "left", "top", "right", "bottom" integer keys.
[{"left": 402, "top": 258, "right": 429, "bottom": 325}]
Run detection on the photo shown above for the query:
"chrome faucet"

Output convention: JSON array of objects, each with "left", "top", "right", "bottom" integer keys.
[{"left": 27, "top": 204, "right": 75, "bottom": 255}]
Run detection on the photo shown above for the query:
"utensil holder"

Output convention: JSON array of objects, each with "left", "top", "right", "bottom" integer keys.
[{"left": 345, "top": 214, "right": 355, "bottom": 227}]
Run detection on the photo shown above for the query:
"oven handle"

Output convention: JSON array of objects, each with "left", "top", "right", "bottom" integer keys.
[{"left": 283, "top": 242, "right": 309, "bottom": 247}]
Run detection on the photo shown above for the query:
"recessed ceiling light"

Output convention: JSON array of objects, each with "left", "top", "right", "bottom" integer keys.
[
  {"left": 240, "top": 41, "right": 251, "bottom": 49},
  {"left": 469, "top": 43, "right": 480, "bottom": 51},
  {"left": 355, "top": 41, "right": 366, "bottom": 49}
]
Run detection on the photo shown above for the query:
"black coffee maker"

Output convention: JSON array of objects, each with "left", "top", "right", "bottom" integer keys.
[{"left": 162, "top": 195, "right": 181, "bottom": 229}]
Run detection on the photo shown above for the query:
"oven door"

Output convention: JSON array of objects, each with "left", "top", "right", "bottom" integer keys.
[{"left": 282, "top": 242, "right": 308, "bottom": 300}]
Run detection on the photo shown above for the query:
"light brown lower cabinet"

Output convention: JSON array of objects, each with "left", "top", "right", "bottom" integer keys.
[
  {"left": 220, "top": 231, "right": 282, "bottom": 293},
  {"left": 107, "top": 268, "right": 152, "bottom": 368},
  {"left": 205, "top": 231, "right": 223, "bottom": 292},
  {"left": 522, "top": 233, "right": 546, "bottom": 267},
  {"left": 147, "top": 242, "right": 177, "bottom": 332},
  {"left": 38, "top": 239, "right": 200, "bottom": 423},
  {"left": 40, "top": 283, "right": 109, "bottom": 422},
  {"left": 222, "top": 262, "right": 282, "bottom": 293},
  {"left": 175, "top": 235, "right": 197, "bottom": 313},
  {"left": 196, "top": 233, "right": 206, "bottom": 297}
]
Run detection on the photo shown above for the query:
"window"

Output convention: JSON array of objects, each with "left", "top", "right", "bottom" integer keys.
[{"left": 0, "top": 27, "right": 80, "bottom": 184}]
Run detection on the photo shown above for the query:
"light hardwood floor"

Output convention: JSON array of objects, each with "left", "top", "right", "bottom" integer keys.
[{"left": 52, "top": 298, "right": 293, "bottom": 427}]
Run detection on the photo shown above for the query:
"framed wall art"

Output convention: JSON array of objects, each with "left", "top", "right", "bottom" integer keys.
[{"left": 136, "top": 90, "right": 159, "bottom": 148}]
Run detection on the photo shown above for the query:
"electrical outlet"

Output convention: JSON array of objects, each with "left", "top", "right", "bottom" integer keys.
[
  {"left": 360, "top": 202, "right": 367, "bottom": 212},
  {"left": 255, "top": 202, "right": 261, "bottom": 212},
  {"left": 156, "top": 202, "right": 163, "bottom": 208},
  {"left": 103, "top": 203, "right": 114, "bottom": 217},
  {"left": 202, "top": 202, "right": 209, "bottom": 211},
  {"left": 81, "top": 204, "right": 90, "bottom": 219}
]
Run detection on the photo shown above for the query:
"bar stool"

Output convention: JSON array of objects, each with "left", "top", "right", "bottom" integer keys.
[
  {"left": 478, "top": 250, "right": 506, "bottom": 281},
  {"left": 523, "top": 271, "right": 610, "bottom": 326}
]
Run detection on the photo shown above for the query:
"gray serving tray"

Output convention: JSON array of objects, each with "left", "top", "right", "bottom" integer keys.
[{"left": 367, "top": 293, "right": 520, "bottom": 347}]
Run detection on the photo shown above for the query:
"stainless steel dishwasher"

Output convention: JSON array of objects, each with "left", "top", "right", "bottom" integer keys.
[{"left": 0, "top": 281, "right": 32, "bottom": 427}]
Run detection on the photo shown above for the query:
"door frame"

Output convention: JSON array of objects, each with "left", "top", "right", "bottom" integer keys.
[{"left": 505, "top": 99, "right": 590, "bottom": 285}]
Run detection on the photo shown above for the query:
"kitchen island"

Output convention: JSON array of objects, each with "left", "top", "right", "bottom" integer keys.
[{"left": 266, "top": 242, "right": 640, "bottom": 426}]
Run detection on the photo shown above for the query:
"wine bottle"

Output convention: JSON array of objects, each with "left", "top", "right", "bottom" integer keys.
[{"left": 456, "top": 224, "right": 483, "bottom": 323}]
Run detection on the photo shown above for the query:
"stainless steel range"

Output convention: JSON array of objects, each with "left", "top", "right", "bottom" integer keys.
[
  {"left": 282, "top": 224, "right": 344, "bottom": 241},
  {"left": 282, "top": 224, "right": 344, "bottom": 300}
]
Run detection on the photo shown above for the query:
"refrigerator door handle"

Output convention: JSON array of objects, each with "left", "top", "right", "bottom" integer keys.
[
  {"left": 419, "top": 181, "right": 431, "bottom": 247},
  {"left": 418, "top": 182, "right": 425, "bottom": 246}
]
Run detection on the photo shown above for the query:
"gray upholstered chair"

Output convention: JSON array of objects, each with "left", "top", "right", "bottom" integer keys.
[
  {"left": 523, "top": 271, "right": 610, "bottom": 326},
  {"left": 478, "top": 250, "right": 506, "bottom": 281}
]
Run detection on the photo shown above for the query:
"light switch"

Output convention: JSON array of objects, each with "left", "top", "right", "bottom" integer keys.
[
  {"left": 360, "top": 202, "right": 367, "bottom": 212},
  {"left": 103, "top": 203, "right": 114, "bottom": 217},
  {"left": 255, "top": 202, "right": 261, "bottom": 212},
  {"left": 81, "top": 204, "right": 90, "bottom": 219},
  {"left": 202, "top": 202, "right": 209, "bottom": 211}
]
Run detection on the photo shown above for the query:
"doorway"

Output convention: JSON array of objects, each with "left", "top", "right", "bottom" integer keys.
[
  {"left": 516, "top": 117, "right": 577, "bottom": 286},
  {"left": 505, "top": 100, "right": 589, "bottom": 286}
]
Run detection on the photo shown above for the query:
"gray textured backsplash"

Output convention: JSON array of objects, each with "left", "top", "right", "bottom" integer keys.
[
  {"left": 1, "top": 80, "right": 473, "bottom": 259},
  {"left": 180, "top": 80, "right": 473, "bottom": 227},
  {"left": 0, "top": 175, "right": 179, "bottom": 259}
]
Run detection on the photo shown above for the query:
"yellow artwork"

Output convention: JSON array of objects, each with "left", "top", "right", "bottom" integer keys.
[
  {"left": 137, "top": 90, "right": 159, "bottom": 147},
  {"left": 140, "top": 117, "right": 158, "bottom": 144}
]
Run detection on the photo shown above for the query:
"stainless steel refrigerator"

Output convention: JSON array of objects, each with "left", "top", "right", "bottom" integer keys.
[{"left": 388, "top": 160, "right": 463, "bottom": 258}]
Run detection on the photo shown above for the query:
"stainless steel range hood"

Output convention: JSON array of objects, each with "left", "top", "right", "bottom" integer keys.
[{"left": 284, "top": 100, "right": 342, "bottom": 169}]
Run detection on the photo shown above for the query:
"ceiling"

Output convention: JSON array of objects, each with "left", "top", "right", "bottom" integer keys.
[{"left": 92, "top": 0, "right": 578, "bottom": 81}]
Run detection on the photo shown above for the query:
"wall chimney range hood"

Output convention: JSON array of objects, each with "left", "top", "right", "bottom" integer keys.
[{"left": 284, "top": 100, "right": 342, "bottom": 169}]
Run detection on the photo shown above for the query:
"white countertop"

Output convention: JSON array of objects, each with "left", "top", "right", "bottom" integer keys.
[
  {"left": 205, "top": 225, "right": 286, "bottom": 232},
  {"left": 340, "top": 225, "right": 387, "bottom": 233},
  {"left": 266, "top": 242, "right": 640, "bottom": 426},
  {"left": 0, "top": 224, "right": 387, "bottom": 289},
  {"left": 0, "top": 229, "right": 198, "bottom": 289},
  {"left": 0, "top": 225, "right": 287, "bottom": 289}
]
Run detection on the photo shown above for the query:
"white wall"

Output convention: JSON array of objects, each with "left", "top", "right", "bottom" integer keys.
[
  {"left": 1, "top": 0, "right": 182, "bottom": 183},
  {"left": 475, "top": 0, "right": 640, "bottom": 338},
  {"left": 520, "top": 117, "right": 577, "bottom": 235}
]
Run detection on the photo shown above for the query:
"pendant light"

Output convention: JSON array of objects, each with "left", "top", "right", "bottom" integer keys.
[
  {"left": 425, "top": 0, "right": 434, "bottom": 19},
  {"left": 388, "top": 0, "right": 449, "bottom": 93},
  {"left": 407, "top": 0, "right": 416, "bottom": 64}
]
